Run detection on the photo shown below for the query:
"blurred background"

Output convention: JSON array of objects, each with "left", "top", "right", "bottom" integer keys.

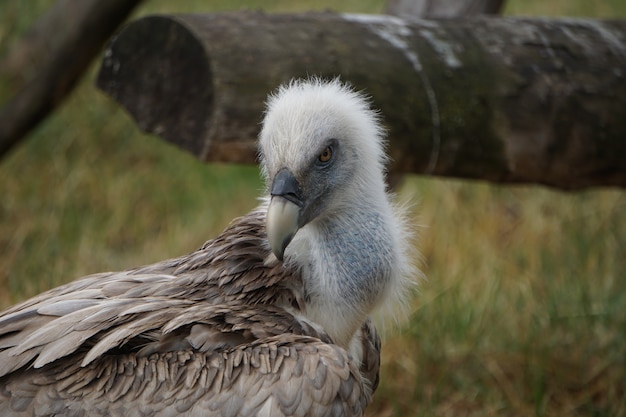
[{"left": 0, "top": 1, "right": 625, "bottom": 416}]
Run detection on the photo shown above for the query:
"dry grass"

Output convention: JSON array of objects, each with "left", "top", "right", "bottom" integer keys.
[
  {"left": 371, "top": 179, "right": 625, "bottom": 416},
  {"left": 1, "top": 0, "right": 625, "bottom": 416}
]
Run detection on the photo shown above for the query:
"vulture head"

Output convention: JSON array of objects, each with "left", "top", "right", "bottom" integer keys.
[{"left": 260, "top": 78, "right": 413, "bottom": 349}]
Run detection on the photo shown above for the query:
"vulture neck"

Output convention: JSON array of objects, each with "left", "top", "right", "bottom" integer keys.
[{"left": 287, "top": 183, "right": 395, "bottom": 350}]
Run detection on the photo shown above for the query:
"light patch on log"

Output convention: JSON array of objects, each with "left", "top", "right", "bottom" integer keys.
[
  {"left": 418, "top": 27, "right": 463, "bottom": 69},
  {"left": 343, "top": 14, "right": 422, "bottom": 70},
  {"left": 569, "top": 20, "right": 626, "bottom": 59}
]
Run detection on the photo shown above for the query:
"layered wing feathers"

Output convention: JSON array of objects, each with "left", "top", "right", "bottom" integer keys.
[
  {"left": 2, "top": 336, "right": 372, "bottom": 417},
  {"left": 0, "top": 208, "right": 380, "bottom": 416}
]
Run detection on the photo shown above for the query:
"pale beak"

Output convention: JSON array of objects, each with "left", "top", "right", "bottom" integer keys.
[
  {"left": 266, "top": 168, "right": 303, "bottom": 261},
  {"left": 267, "top": 196, "right": 300, "bottom": 261}
]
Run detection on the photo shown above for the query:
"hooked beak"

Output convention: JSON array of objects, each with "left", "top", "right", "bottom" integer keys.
[{"left": 266, "top": 169, "right": 303, "bottom": 261}]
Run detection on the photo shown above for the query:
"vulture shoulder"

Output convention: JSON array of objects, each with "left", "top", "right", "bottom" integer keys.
[{"left": 0, "top": 209, "right": 380, "bottom": 417}]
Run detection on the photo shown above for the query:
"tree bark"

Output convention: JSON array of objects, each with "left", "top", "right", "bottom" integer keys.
[
  {"left": 97, "top": 12, "right": 626, "bottom": 190},
  {"left": 0, "top": 0, "right": 143, "bottom": 157}
]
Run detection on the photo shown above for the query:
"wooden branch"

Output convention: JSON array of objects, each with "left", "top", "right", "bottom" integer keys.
[
  {"left": 97, "top": 12, "right": 626, "bottom": 189},
  {"left": 0, "top": 0, "right": 143, "bottom": 157}
]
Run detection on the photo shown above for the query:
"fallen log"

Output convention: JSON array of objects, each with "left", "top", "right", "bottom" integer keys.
[{"left": 97, "top": 12, "right": 626, "bottom": 189}]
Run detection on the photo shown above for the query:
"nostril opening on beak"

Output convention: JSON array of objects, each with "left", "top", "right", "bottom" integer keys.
[{"left": 279, "top": 192, "right": 303, "bottom": 207}]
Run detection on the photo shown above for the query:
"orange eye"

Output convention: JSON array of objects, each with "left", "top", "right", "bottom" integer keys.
[{"left": 318, "top": 146, "right": 333, "bottom": 163}]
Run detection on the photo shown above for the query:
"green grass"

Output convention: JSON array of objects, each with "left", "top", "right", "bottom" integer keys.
[
  {"left": 1, "top": 1, "right": 625, "bottom": 416},
  {"left": 504, "top": 0, "right": 626, "bottom": 18}
]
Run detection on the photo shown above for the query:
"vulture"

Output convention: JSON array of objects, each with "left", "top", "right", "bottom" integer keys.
[{"left": 0, "top": 78, "right": 415, "bottom": 416}]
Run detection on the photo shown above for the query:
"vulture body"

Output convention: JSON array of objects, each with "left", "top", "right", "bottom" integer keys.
[{"left": 0, "top": 79, "right": 414, "bottom": 416}]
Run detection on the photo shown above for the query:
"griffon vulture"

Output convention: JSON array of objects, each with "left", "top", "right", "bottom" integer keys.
[{"left": 0, "top": 78, "right": 415, "bottom": 416}]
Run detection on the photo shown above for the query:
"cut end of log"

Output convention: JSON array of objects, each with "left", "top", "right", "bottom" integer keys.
[{"left": 97, "top": 15, "right": 213, "bottom": 158}]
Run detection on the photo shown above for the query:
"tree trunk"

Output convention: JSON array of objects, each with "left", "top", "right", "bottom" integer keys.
[
  {"left": 0, "top": 0, "right": 143, "bottom": 157},
  {"left": 96, "top": 12, "right": 626, "bottom": 190}
]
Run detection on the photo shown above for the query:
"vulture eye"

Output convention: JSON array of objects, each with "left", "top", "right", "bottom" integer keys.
[{"left": 318, "top": 146, "right": 333, "bottom": 164}]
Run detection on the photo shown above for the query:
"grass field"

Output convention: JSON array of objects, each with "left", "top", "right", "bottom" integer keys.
[{"left": 1, "top": 1, "right": 625, "bottom": 416}]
